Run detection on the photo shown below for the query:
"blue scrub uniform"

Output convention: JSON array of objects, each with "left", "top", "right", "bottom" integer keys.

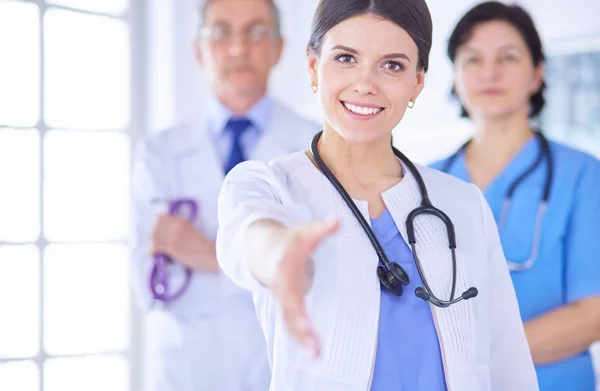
[
  {"left": 431, "top": 136, "right": 600, "bottom": 391},
  {"left": 369, "top": 209, "right": 447, "bottom": 391}
]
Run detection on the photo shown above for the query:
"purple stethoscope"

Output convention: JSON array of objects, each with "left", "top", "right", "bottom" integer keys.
[{"left": 149, "top": 199, "right": 198, "bottom": 303}]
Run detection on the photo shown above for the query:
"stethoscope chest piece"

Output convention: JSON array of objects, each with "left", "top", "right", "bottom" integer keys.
[{"left": 377, "top": 263, "right": 410, "bottom": 296}]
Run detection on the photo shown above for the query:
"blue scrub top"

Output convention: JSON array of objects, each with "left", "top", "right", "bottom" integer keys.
[
  {"left": 430, "top": 136, "right": 600, "bottom": 391},
  {"left": 369, "top": 209, "right": 447, "bottom": 391}
]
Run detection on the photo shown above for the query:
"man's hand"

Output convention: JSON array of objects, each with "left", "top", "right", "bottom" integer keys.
[{"left": 151, "top": 214, "right": 219, "bottom": 272}]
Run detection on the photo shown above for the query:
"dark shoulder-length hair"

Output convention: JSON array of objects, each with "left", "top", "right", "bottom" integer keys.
[{"left": 448, "top": 1, "right": 546, "bottom": 118}]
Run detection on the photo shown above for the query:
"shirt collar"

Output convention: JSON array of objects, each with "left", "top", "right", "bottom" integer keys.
[
  {"left": 207, "top": 94, "right": 275, "bottom": 139},
  {"left": 452, "top": 133, "right": 540, "bottom": 196}
]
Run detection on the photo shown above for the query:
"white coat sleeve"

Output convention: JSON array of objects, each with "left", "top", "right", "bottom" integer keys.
[
  {"left": 216, "top": 160, "right": 293, "bottom": 292},
  {"left": 129, "top": 140, "right": 167, "bottom": 311},
  {"left": 478, "top": 188, "right": 539, "bottom": 390}
]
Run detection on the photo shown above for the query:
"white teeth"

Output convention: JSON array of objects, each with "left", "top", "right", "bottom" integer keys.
[{"left": 343, "top": 102, "right": 382, "bottom": 115}]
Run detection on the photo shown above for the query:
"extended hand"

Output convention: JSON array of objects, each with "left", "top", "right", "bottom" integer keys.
[{"left": 271, "top": 218, "right": 339, "bottom": 358}]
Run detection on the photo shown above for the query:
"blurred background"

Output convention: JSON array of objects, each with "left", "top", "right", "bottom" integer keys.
[{"left": 0, "top": 0, "right": 598, "bottom": 390}]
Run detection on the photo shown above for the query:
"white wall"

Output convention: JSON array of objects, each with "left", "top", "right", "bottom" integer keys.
[{"left": 147, "top": 0, "right": 177, "bottom": 132}]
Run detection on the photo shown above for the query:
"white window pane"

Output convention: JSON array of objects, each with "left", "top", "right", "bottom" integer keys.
[
  {"left": 44, "top": 131, "right": 130, "bottom": 241},
  {"left": 44, "top": 9, "right": 130, "bottom": 130},
  {"left": 44, "top": 244, "right": 130, "bottom": 355},
  {"left": 44, "top": 355, "right": 128, "bottom": 391},
  {"left": 0, "top": 129, "right": 40, "bottom": 242},
  {"left": 0, "top": 246, "right": 40, "bottom": 359},
  {"left": 0, "top": 1, "right": 40, "bottom": 127},
  {"left": 0, "top": 361, "right": 39, "bottom": 391},
  {"left": 47, "top": 0, "right": 128, "bottom": 15}
]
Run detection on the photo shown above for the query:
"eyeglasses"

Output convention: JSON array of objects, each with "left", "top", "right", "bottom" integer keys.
[{"left": 198, "top": 24, "right": 275, "bottom": 43}]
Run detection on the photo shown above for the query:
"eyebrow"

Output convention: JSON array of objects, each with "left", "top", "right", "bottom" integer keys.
[
  {"left": 211, "top": 17, "right": 271, "bottom": 27},
  {"left": 331, "top": 45, "right": 411, "bottom": 61},
  {"left": 461, "top": 44, "right": 524, "bottom": 53}
]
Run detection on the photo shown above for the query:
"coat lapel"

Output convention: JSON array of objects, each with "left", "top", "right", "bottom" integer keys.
[
  {"left": 382, "top": 165, "right": 477, "bottom": 372},
  {"left": 167, "top": 115, "right": 226, "bottom": 239}
]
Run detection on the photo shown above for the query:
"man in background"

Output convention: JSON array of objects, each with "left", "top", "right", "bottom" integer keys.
[{"left": 130, "top": 0, "right": 319, "bottom": 390}]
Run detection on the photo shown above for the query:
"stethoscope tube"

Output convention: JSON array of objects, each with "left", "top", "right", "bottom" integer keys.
[
  {"left": 149, "top": 199, "right": 197, "bottom": 303},
  {"left": 309, "top": 133, "right": 410, "bottom": 288},
  {"left": 441, "top": 131, "right": 553, "bottom": 272},
  {"left": 310, "top": 131, "right": 478, "bottom": 308}
]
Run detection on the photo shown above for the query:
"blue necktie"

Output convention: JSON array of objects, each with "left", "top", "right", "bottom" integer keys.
[{"left": 224, "top": 117, "right": 252, "bottom": 175}]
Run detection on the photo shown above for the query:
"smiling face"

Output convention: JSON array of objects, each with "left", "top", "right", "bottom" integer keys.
[
  {"left": 307, "top": 13, "right": 425, "bottom": 144},
  {"left": 453, "top": 20, "right": 543, "bottom": 121}
]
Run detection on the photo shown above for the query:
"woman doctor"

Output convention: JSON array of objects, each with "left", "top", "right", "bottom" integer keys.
[
  {"left": 430, "top": 2, "right": 600, "bottom": 390},
  {"left": 216, "top": 0, "right": 538, "bottom": 390}
]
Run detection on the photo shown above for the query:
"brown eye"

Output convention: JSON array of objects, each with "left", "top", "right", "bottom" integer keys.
[
  {"left": 383, "top": 61, "right": 404, "bottom": 71},
  {"left": 335, "top": 53, "right": 356, "bottom": 63}
]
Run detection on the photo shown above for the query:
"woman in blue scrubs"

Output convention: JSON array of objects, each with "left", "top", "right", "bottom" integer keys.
[{"left": 431, "top": 2, "right": 600, "bottom": 390}]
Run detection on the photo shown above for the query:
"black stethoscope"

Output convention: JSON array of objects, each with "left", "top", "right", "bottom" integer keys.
[
  {"left": 310, "top": 131, "right": 478, "bottom": 308},
  {"left": 440, "top": 131, "right": 553, "bottom": 272}
]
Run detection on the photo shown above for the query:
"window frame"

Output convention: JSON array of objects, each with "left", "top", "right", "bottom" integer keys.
[{"left": 0, "top": 1, "right": 146, "bottom": 390}]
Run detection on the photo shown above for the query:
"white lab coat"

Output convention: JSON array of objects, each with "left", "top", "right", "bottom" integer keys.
[
  {"left": 131, "top": 102, "right": 320, "bottom": 391},
  {"left": 216, "top": 151, "right": 540, "bottom": 391}
]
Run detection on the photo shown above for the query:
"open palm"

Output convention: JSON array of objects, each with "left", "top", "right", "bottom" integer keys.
[{"left": 271, "top": 218, "right": 339, "bottom": 358}]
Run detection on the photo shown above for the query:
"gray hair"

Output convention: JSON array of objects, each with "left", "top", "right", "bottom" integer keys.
[{"left": 198, "top": 0, "right": 282, "bottom": 37}]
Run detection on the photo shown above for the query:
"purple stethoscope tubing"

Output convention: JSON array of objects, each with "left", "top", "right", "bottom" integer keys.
[{"left": 149, "top": 199, "right": 198, "bottom": 303}]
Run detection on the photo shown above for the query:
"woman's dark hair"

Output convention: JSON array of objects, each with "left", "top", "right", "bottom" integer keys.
[
  {"left": 307, "top": 0, "right": 433, "bottom": 72},
  {"left": 448, "top": 1, "right": 546, "bottom": 118}
]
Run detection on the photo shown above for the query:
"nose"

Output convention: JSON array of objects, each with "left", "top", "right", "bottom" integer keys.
[
  {"left": 227, "top": 34, "right": 250, "bottom": 57},
  {"left": 480, "top": 58, "right": 502, "bottom": 81},
  {"left": 352, "top": 68, "right": 379, "bottom": 96}
]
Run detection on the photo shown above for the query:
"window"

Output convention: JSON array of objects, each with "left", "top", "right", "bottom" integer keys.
[{"left": 0, "top": 1, "right": 139, "bottom": 390}]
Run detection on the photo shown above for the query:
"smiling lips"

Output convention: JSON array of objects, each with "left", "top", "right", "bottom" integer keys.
[
  {"left": 341, "top": 100, "right": 384, "bottom": 119},
  {"left": 480, "top": 88, "right": 504, "bottom": 95}
]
